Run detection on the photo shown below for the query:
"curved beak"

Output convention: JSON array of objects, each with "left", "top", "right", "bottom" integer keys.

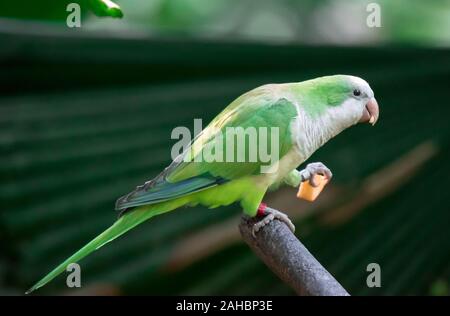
[{"left": 359, "top": 97, "right": 379, "bottom": 126}]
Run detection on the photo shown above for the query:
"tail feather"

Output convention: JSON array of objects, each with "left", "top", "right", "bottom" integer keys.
[{"left": 26, "top": 198, "right": 186, "bottom": 294}]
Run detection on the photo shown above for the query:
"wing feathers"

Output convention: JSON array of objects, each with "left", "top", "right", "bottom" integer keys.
[{"left": 115, "top": 175, "right": 226, "bottom": 210}]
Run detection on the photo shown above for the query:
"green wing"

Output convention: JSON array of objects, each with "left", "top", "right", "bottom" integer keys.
[{"left": 116, "top": 90, "right": 298, "bottom": 210}]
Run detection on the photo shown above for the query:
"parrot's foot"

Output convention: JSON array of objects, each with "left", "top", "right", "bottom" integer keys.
[
  {"left": 252, "top": 203, "right": 295, "bottom": 238},
  {"left": 299, "top": 162, "right": 332, "bottom": 187}
]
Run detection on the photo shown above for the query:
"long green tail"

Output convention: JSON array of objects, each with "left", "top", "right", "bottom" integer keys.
[{"left": 26, "top": 198, "right": 186, "bottom": 294}]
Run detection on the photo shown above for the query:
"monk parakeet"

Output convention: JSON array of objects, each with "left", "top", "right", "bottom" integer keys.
[{"left": 27, "top": 75, "right": 379, "bottom": 293}]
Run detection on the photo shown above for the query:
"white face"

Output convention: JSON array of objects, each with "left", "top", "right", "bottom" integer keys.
[
  {"left": 348, "top": 76, "right": 374, "bottom": 100},
  {"left": 335, "top": 76, "right": 376, "bottom": 127},
  {"left": 293, "top": 75, "right": 379, "bottom": 160}
]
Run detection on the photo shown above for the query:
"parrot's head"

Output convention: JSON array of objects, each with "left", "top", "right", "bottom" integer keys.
[
  {"left": 343, "top": 75, "right": 379, "bottom": 126},
  {"left": 297, "top": 74, "right": 379, "bottom": 130},
  {"left": 293, "top": 75, "right": 379, "bottom": 154},
  {"left": 330, "top": 74, "right": 378, "bottom": 127}
]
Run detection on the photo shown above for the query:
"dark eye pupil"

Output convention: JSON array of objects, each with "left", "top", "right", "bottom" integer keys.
[{"left": 353, "top": 89, "right": 361, "bottom": 96}]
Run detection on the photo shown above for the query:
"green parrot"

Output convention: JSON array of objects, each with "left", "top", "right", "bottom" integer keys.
[{"left": 27, "top": 75, "right": 379, "bottom": 294}]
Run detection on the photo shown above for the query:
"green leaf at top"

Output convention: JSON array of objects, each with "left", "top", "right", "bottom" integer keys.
[{"left": 88, "top": 0, "right": 124, "bottom": 18}]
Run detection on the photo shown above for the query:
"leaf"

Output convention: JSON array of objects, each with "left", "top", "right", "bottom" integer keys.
[{"left": 88, "top": 0, "right": 124, "bottom": 18}]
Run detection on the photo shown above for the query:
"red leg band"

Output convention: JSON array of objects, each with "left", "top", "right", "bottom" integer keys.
[{"left": 257, "top": 203, "right": 267, "bottom": 216}]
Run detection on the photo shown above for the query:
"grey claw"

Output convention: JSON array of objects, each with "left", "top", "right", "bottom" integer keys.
[
  {"left": 310, "top": 175, "right": 318, "bottom": 187},
  {"left": 299, "top": 162, "right": 332, "bottom": 187},
  {"left": 252, "top": 207, "right": 295, "bottom": 237}
]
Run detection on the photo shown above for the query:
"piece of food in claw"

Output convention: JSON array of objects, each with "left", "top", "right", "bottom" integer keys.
[{"left": 297, "top": 174, "right": 329, "bottom": 202}]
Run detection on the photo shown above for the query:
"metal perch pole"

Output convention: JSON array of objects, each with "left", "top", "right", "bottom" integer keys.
[{"left": 239, "top": 208, "right": 350, "bottom": 296}]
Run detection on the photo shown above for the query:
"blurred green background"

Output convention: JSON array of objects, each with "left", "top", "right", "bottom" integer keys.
[{"left": 1, "top": 0, "right": 449, "bottom": 296}]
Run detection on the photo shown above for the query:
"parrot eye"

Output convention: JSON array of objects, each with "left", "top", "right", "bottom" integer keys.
[{"left": 353, "top": 89, "right": 361, "bottom": 97}]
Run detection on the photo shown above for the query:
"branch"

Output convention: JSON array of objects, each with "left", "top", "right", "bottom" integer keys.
[{"left": 239, "top": 210, "right": 350, "bottom": 296}]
